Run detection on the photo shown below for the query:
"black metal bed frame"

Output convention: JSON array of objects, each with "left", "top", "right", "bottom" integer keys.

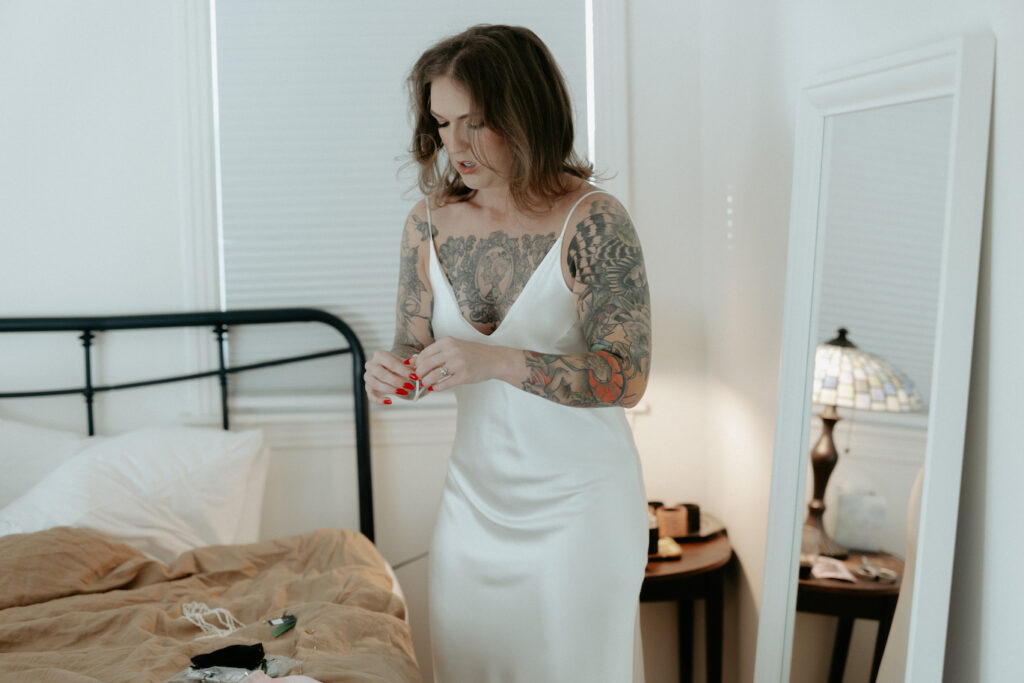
[{"left": 0, "top": 307, "right": 374, "bottom": 542}]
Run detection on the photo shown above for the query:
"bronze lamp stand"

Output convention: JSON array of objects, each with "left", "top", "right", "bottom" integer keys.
[{"left": 805, "top": 403, "right": 848, "bottom": 558}]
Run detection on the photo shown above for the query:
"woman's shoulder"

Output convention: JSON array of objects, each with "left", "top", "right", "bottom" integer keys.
[
  {"left": 400, "top": 198, "right": 436, "bottom": 242},
  {"left": 559, "top": 184, "right": 632, "bottom": 237},
  {"left": 413, "top": 194, "right": 468, "bottom": 225},
  {"left": 563, "top": 182, "right": 622, "bottom": 208},
  {"left": 404, "top": 194, "right": 477, "bottom": 239}
]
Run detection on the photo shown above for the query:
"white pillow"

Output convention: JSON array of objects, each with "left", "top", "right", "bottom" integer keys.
[
  {"left": 0, "top": 426, "right": 268, "bottom": 563},
  {"left": 0, "top": 417, "right": 94, "bottom": 508}
]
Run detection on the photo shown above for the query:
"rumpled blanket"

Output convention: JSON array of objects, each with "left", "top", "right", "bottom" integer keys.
[{"left": 0, "top": 526, "right": 420, "bottom": 683}]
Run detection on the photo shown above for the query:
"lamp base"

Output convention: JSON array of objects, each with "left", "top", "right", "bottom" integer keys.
[
  {"left": 803, "top": 514, "right": 848, "bottom": 559},
  {"left": 806, "top": 405, "right": 849, "bottom": 559}
]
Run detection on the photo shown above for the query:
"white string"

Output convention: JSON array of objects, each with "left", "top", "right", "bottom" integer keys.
[
  {"left": 842, "top": 411, "right": 856, "bottom": 456},
  {"left": 180, "top": 601, "right": 245, "bottom": 639}
]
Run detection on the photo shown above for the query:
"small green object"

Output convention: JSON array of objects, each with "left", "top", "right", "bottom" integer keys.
[
  {"left": 268, "top": 613, "right": 297, "bottom": 638},
  {"left": 271, "top": 620, "right": 296, "bottom": 637}
]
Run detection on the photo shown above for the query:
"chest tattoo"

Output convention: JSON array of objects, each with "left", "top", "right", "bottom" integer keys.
[{"left": 437, "top": 230, "right": 557, "bottom": 334}]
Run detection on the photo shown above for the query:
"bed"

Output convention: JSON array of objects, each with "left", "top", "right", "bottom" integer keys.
[{"left": 0, "top": 309, "right": 421, "bottom": 683}]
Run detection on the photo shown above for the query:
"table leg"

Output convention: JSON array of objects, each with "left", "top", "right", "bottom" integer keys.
[
  {"left": 706, "top": 572, "right": 723, "bottom": 683},
  {"left": 828, "top": 617, "right": 854, "bottom": 683},
  {"left": 677, "top": 599, "right": 694, "bottom": 683},
  {"left": 870, "top": 608, "right": 896, "bottom": 682}
]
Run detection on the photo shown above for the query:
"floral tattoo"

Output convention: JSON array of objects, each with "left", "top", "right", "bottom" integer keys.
[{"left": 522, "top": 198, "right": 651, "bottom": 407}]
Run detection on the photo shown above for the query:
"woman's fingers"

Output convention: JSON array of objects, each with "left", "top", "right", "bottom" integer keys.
[
  {"left": 411, "top": 336, "right": 506, "bottom": 391},
  {"left": 411, "top": 345, "right": 439, "bottom": 388},
  {"left": 415, "top": 338, "right": 467, "bottom": 391},
  {"left": 365, "top": 349, "right": 420, "bottom": 405},
  {"left": 427, "top": 359, "right": 458, "bottom": 390}
]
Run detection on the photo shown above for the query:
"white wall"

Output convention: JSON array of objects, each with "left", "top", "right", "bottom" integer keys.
[
  {"left": 628, "top": 1, "right": 794, "bottom": 680},
  {"left": 0, "top": 0, "right": 213, "bottom": 432},
  {"left": 943, "top": 5, "right": 1024, "bottom": 681},
  {"left": 623, "top": 2, "right": 715, "bottom": 680},
  {"left": 625, "top": 1, "right": 1021, "bottom": 681},
  {"left": 1, "top": 2, "right": 187, "bottom": 319},
  {"left": 626, "top": 1, "right": 707, "bottom": 508}
]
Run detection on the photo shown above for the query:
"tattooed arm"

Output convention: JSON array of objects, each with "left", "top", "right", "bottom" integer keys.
[
  {"left": 363, "top": 203, "right": 435, "bottom": 405},
  {"left": 392, "top": 206, "right": 435, "bottom": 358},
  {"left": 520, "top": 195, "right": 651, "bottom": 408}
]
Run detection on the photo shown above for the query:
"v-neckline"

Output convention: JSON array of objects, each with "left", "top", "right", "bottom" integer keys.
[
  {"left": 429, "top": 230, "right": 562, "bottom": 338},
  {"left": 426, "top": 188, "right": 602, "bottom": 338}
]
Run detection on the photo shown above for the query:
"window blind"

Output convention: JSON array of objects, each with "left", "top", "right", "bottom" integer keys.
[
  {"left": 815, "top": 96, "right": 954, "bottom": 408},
  {"left": 213, "top": 0, "right": 588, "bottom": 395}
]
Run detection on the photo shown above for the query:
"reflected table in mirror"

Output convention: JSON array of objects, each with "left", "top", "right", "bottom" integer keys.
[
  {"left": 796, "top": 551, "right": 904, "bottom": 683},
  {"left": 641, "top": 532, "right": 733, "bottom": 683}
]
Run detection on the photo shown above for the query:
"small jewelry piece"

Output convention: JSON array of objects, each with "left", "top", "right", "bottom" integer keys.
[
  {"left": 439, "top": 366, "right": 450, "bottom": 378},
  {"left": 855, "top": 555, "right": 898, "bottom": 583}
]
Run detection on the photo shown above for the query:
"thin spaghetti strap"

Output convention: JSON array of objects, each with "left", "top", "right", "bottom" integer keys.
[{"left": 558, "top": 189, "right": 605, "bottom": 240}]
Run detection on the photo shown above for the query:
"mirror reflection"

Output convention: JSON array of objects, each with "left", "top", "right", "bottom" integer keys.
[{"left": 790, "top": 97, "right": 954, "bottom": 682}]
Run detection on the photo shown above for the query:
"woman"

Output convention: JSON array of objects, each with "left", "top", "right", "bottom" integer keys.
[{"left": 364, "top": 24, "right": 651, "bottom": 682}]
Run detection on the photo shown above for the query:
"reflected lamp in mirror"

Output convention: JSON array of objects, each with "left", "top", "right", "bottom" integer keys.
[{"left": 805, "top": 328, "right": 922, "bottom": 558}]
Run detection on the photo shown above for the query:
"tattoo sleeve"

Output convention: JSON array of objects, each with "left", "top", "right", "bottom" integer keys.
[
  {"left": 521, "top": 197, "right": 652, "bottom": 408},
  {"left": 392, "top": 212, "right": 435, "bottom": 357}
]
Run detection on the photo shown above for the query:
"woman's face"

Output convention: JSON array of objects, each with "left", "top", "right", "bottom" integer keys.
[{"left": 429, "top": 76, "right": 511, "bottom": 192}]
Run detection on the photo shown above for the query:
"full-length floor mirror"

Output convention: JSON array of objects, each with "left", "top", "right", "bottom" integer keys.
[{"left": 754, "top": 34, "right": 994, "bottom": 683}]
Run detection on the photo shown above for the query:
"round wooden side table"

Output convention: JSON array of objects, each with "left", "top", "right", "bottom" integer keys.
[
  {"left": 796, "top": 551, "right": 904, "bottom": 683},
  {"left": 641, "top": 533, "right": 732, "bottom": 683}
]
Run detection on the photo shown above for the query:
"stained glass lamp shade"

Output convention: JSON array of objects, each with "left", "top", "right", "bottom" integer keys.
[
  {"left": 812, "top": 330, "right": 922, "bottom": 412},
  {"left": 805, "top": 328, "right": 922, "bottom": 557}
]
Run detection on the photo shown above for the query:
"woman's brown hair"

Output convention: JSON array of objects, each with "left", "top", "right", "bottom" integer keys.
[{"left": 407, "top": 24, "right": 594, "bottom": 211}]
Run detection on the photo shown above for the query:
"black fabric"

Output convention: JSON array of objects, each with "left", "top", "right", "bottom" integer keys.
[{"left": 190, "top": 642, "right": 265, "bottom": 670}]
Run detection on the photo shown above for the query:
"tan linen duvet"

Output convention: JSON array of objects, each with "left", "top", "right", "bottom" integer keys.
[{"left": 0, "top": 527, "right": 420, "bottom": 683}]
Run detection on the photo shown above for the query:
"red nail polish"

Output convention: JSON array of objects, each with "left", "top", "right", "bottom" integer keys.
[
  {"left": 427, "top": 386, "right": 434, "bottom": 391},
  {"left": 409, "top": 373, "right": 419, "bottom": 381},
  {"left": 395, "top": 388, "right": 408, "bottom": 396},
  {"left": 403, "top": 382, "right": 415, "bottom": 390},
  {"left": 403, "top": 358, "right": 411, "bottom": 365},
  {"left": 383, "top": 399, "right": 392, "bottom": 405}
]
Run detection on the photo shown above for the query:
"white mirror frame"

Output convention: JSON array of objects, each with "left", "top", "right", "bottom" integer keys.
[{"left": 754, "top": 33, "right": 994, "bottom": 683}]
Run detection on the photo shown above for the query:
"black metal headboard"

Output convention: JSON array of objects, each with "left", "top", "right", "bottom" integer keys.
[{"left": 0, "top": 308, "right": 374, "bottom": 542}]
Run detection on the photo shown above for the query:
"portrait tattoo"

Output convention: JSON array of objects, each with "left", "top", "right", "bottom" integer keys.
[
  {"left": 522, "top": 198, "right": 651, "bottom": 407},
  {"left": 437, "top": 229, "right": 557, "bottom": 335}
]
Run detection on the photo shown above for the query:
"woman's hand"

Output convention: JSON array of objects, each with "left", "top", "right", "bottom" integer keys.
[
  {"left": 413, "top": 337, "right": 523, "bottom": 393},
  {"left": 364, "top": 348, "right": 419, "bottom": 405}
]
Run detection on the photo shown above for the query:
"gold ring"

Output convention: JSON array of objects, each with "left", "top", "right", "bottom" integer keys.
[{"left": 439, "top": 366, "right": 450, "bottom": 378}]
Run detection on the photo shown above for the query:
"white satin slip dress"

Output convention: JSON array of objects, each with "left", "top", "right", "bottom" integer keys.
[{"left": 426, "top": 190, "right": 648, "bottom": 682}]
